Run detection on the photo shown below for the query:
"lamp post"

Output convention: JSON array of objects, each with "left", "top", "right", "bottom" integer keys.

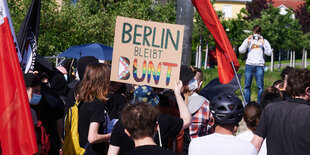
[{"left": 176, "top": 0, "right": 194, "bottom": 66}]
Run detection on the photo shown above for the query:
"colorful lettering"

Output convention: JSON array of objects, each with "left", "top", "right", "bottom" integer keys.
[
  {"left": 118, "top": 56, "right": 130, "bottom": 80},
  {"left": 163, "top": 62, "right": 177, "bottom": 86},
  {"left": 133, "top": 59, "right": 146, "bottom": 82},
  {"left": 147, "top": 61, "right": 161, "bottom": 84}
]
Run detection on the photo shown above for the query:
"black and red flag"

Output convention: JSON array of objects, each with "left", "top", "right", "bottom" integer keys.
[{"left": 17, "top": 0, "right": 41, "bottom": 73}]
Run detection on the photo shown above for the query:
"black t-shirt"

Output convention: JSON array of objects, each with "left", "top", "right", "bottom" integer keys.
[
  {"left": 78, "top": 99, "right": 106, "bottom": 155},
  {"left": 255, "top": 97, "right": 310, "bottom": 155},
  {"left": 65, "top": 85, "right": 76, "bottom": 116},
  {"left": 110, "top": 114, "right": 183, "bottom": 155},
  {"left": 126, "top": 145, "right": 177, "bottom": 155}
]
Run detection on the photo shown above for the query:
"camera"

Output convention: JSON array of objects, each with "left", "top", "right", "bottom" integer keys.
[{"left": 252, "top": 34, "right": 260, "bottom": 40}]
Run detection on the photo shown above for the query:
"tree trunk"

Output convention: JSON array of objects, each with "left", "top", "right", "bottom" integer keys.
[
  {"left": 204, "top": 44, "right": 209, "bottom": 70},
  {"left": 271, "top": 49, "right": 274, "bottom": 72},
  {"left": 293, "top": 51, "right": 295, "bottom": 67}
]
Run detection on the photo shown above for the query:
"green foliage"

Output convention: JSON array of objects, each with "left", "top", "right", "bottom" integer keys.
[
  {"left": 8, "top": 0, "right": 31, "bottom": 33},
  {"left": 301, "top": 33, "right": 310, "bottom": 49},
  {"left": 250, "top": 5, "right": 304, "bottom": 51},
  {"left": 8, "top": 0, "right": 176, "bottom": 56},
  {"left": 8, "top": 0, "right": 309, "bottom": 57},
  {"left": 307, "top": 0, "right": 310, "bottom": 13},
  {"left": 221, "top": 13, "right": 249, "bottom": 48},
  {"left": 202, "top": 68, "right": 281, "bottom": 102},
  {"left": 219, "top": 5, "right": 306, "bottom": 54},
  {"left": 39, "top": 0, "right": 115, "bottom": 56},
  {"left": 191, "top": 6, "right": 224, "bottom": 64}
]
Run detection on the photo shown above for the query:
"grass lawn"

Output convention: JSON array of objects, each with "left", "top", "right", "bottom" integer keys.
[
  {"left": 264, "top": 59, "right": 310, "bottom": 66},
  {"left": 201, "top": 67, "right": 281, "bottom": 102},
  {"left": 200, "top": 58, "right": 310, "bottom": 102}
]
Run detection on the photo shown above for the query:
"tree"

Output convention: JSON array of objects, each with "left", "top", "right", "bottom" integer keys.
[
  {"left": 221, "top": 12, "right": 249, "bottom": 49},
  {"left": 251, "top": 5, "right": 303, "bottom": 51},
  {"left": 191, "top": 6, "right": 225, "bottom": 65},
  {"left": 191, "top": 0, "right": 223, "bottom": 53},
  {"left": 306, "top": 0, "right": 310, "bottom": 13},
  {"left": 8, "top": 0, "right": 177, "bottom": 56},
  {"left": 245, "top": 0, "right": 271, "bottom": 20},
  {"left": 295, "top": 3, "right": 310, "bottom": 33},
  {"left": 301, "top": 33, "right": 310, "bottom": 50}
]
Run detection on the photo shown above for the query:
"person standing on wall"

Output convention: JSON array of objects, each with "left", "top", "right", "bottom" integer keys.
[{"left": 239, "top": 25, "right": 272, "bottom": 103}]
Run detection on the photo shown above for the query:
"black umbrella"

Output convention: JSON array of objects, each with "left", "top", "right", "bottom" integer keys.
[
  {"left": 35, "top": 54, "right": 53, "bottom": 71},
  {"left": 34, "top": 55, "right": 64, "bottom": 80},
  {"left": 200, "top": 74, "right": 242, "bottom": 101}
]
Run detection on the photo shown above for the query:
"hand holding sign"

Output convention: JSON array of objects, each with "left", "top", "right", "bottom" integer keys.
[{"left": 174, "top": 80, "right": 183, "bottom": 95}]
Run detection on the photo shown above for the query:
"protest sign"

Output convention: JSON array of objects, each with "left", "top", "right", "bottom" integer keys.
[{"left": 111, "top": 16, "right": 184, "bottom": 89}]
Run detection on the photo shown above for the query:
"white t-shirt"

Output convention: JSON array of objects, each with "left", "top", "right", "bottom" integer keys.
[
  {"left": 237, "top": 130, "right": 267, "bottom": 155},
  {"left": 189, "top": 133, "right": 258, "bottom": 155}
]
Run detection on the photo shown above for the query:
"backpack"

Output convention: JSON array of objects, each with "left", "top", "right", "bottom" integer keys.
[
  {"left": 102, "top": 107, "right": 111, "bottom": 134},
  {"left": 35, "top": 120, "right": 51, "bottom": 155},
  {"left": 63, "top": 101, "right": 88, "bottom": 155}
]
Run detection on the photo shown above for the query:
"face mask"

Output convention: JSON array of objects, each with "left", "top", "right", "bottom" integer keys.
[
  {"left": 29, "top": 94, "right": 42, "bottom": 105},
  {"left": 188, "top": 78, "right": 198, "bottom": 91},
  {"left": 76, "top": 71, "right": 80, "bottom": 81},
  {"left": 64, "top": 74, "right": 68, "bottom": 82}
]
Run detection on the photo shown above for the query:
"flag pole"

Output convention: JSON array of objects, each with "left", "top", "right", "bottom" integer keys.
[{"left": 230, "top": 61, "right": 246, "bottom": 106}]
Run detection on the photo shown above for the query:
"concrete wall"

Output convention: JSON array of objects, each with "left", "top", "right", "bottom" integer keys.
[{"left": 213, "top": 2, "right": 247, "bottom": 19}]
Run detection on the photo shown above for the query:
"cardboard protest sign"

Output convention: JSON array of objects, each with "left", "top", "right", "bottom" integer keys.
[{"left": 111, "top": 16, "right": 184, "bottom": 89}]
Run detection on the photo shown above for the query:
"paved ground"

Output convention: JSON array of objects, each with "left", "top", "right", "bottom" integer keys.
[
  {"left": 240, "top": 62, "right": 309, "bottom": 70},
  {"left": 266, "top": 62, "right": 309, "bottom": 70},
  {"left": 236, "top": 119, "right": 248, "bottom": 135}
]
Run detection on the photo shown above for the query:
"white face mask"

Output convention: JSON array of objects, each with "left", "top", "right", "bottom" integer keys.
[
  {"left": 64, "top": 74, "right": 68, "bottom": 82},
  {"left": 188, "top": 78, "right": 198, "bottom": 91}
]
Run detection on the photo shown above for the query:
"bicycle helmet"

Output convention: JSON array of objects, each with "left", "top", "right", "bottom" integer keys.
[{"left": 210, "top": 94, "right": 244, "bottom": 125}]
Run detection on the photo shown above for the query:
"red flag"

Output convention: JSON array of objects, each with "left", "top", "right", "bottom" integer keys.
[
  {"left": 191, "top": 0, "right": 239, "bottom": 84},
  {"left": 0, "top": 1, "right": 37, "bottom": 154}
]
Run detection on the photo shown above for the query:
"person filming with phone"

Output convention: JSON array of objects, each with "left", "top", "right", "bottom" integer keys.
[{"left": 239, "top": 25, "right": 272, "bottom": 103}]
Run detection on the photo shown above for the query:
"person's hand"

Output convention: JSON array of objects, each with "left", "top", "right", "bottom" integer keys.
[
  {"left": 174, "top": 80, "right": 183, "bottom": 95},
  {"left": 247, "top": 35, "right": 253, "bottom": 43},
  {"left": 59, "top": 148, "right": 63, "bottom": 155},
  {"left": 258, "top": 35, "right": 264, "bottom": 44},
  {"left": 247, "top": 35, "right": 253, "bottom": 48}
]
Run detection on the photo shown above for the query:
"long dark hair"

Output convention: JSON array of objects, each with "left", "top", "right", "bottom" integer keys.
[
  {"left": 244, "top": 102, "right": 262, "bottom": 132},
  {"left": 78, "top": 63, "right": 110, "bottom": 102}
]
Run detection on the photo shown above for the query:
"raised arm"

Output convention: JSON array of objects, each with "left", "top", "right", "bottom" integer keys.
[
  {"left": 263, "top": 39, "right": 272, "bottom": 56},
  {"left": 239, "top": 37, "right": 250, "bottom": 53},
  {"left": 174, "top": 80, "right": 192, "bottom": 130}
]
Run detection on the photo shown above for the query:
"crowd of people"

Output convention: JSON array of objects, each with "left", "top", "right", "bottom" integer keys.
[{"left": 16, "top": 25, "right": 310, "bottom": 155}]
